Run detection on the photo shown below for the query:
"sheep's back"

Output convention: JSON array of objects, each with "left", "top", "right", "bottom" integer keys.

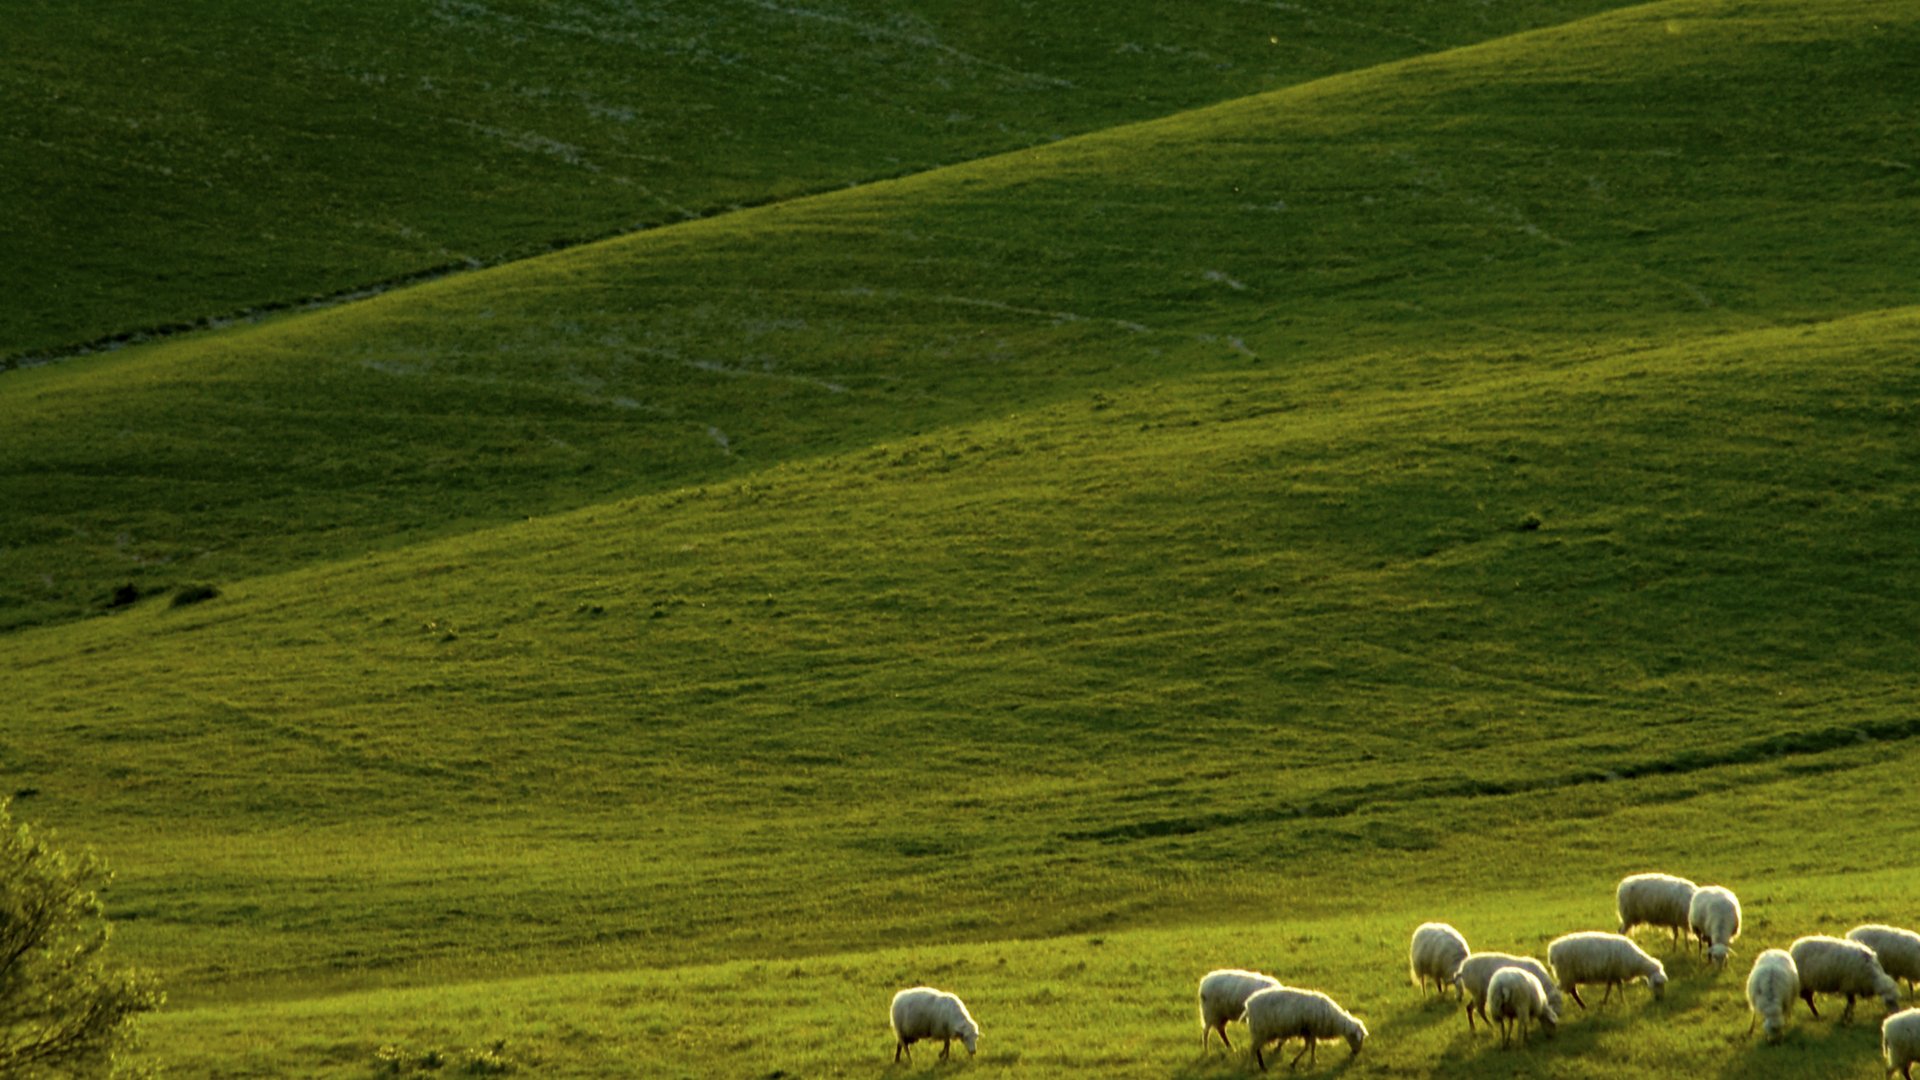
[
  {"left": 1850, "top": 926, "right": 1920, "bottom": 981},
  {"left": 1199, "top": 969, "right": 1280, "bottom": 1024},
  {"left": 1246, "top": 987, "right": 1349, "bottom": 1041},
  {"left": 1617, "top": 874, "right": 1696, "bottom": 926},
  {"left": 890, "top": 988, "right": 963, "bottom": 1040},
  {"left": 1886, "top": 1009, "right": 1920, "bottom": 1061},
  {"left": 1792, "top": 936, "right": 1886, "bottom": 994}
]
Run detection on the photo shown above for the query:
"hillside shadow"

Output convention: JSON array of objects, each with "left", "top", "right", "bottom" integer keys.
[
  {"left": 1430, "top": 985, "right": 1678, "bottom": 1071},
  {"left": 1375, "top": 992, "right": 1469, "bottom": 1038},
  {"left": 1712, "top": 1013, "right": 1889, "bottom": 1080},
  {"left": 1429, "top": 1008, "right": 1608, "bottom": 1076},
  {"left": 1165, "top": 1044, "right": 1362, "bottom": 1079}
]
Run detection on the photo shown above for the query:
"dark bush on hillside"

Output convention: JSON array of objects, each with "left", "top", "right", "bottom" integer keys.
[
  {"left": 0, "top": 799, "right": 162, "bottom": 1076},
  {"left": 168, "top": 584, "right": 220, "bottom": 608},
  {"left": 107, "top": 584, "right": 140, "bottom": 608}
]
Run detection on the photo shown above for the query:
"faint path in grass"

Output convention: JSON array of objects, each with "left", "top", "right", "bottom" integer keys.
[
  {"left": 1062, "top": 713, "right": 1920, "bottom": 844},
  {"left": 201, "top": 699, "right": 487, "bottom": 786}
]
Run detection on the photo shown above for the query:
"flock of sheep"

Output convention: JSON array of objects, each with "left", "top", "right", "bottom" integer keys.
[{"left": 887, "top": 872, "right": 1920, "bottom": 1074}]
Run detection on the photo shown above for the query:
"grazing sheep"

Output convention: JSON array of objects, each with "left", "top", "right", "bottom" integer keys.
[
  {"left": 1410, "top": 923, "right": 1470, "bottom": 998},
  {"left": 1790, "top": 935, "right": 1902, "bottom": 1022},
  {"left": 1616, "top": 872, "right": 1698, "bottom": 947},
  {"left": 1244, "top": 986, "right": 1367, "bottom": 1071},
  {"left": 889, "top": 986, "right": 979, "bottom": 1063},
  {"left": 1851, "top": 926, "right": 1920, "bottom": 998},
  {"left": 1746, "top": 948, "right": 1799, "bottom": 1041},
  {"left": 1886, "top": 1008, "right": 1920, "bottom": 1079},
  {"left": 1454, "top": 952, "right": 1565, "bottom": 1032},
  {"left": 1688, "top": 885, "right": 1742, "bottom": 967},
  {"left": 1198, "top": 968, "right": 1282, "bottom": 1052},
  {"left": 1548, "top": 931, "right": 1668, "bottom": 1008},
  {"left": 1486, "top": 966, "right": 1558, "bottom": 1048}
]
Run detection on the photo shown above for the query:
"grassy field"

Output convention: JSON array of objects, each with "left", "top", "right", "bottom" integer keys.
[
  {"left": 1, "top": 0, "right": 1633, "bottom": 360},
  {"left": 3, "top": 0, "right": 1918, "bottom": 1076},
  {"left": 5, "top": 0, "right": 1913, "bottom": 632},
  {"left": 143, "top": 860, "right": 1920, "bottom": 1077}
]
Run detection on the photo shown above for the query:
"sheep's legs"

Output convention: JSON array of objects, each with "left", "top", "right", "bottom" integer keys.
[
  {"left": 895, "top": 1039, "right": 910, "bottom": 1063},
  {"left": 1290, "top": 1035, "right": 1317, "bottom": 1068},
  {"left": 1746, "top": 1013, "right": 1757, "bottom": 1035},
  {"left": 1802, "top": 991, "right": 1820, "bottom": 1019},
  {"left": 940, "top": 1037, "right": 952, "bottom": 1060},
  {"left": 1569, "top": 986, "right": 1587, "bottom": 1010},
  {"left": 1842, "top": 995, "right": 1856, "bottom": 1023},
  {"left": 1254, "top": 1043, "right": 1268, "bottom": 1071},
  {"left": 1217, "top": 1024, "right": 1233, "bottom": 1052}
]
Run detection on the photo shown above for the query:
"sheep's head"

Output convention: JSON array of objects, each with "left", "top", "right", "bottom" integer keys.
[
  {"left": 1762, "top": 1015, "right": 1784, "bottom": 1042},
  {"left": 1709, "top": 943, "right": 1731, "bottom": 967},
  {"left": 1878, "top": 976, "right": 1902, "bottom": 1013},
  {"left": 1345, "top": 1020, "right": 1368, "bottom": 1056},
  {"left": 1647, "top": 967, "right": 1669, "bottom": 999},
  {"left": 960, "top": 1020, "right": 979, "bottom": 1056}
]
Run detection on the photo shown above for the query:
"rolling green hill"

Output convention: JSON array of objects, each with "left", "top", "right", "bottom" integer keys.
[
  {"left": 4, "top": 0, "right": 1914, "bottom": 632},
  {"left": 2, "top": 0, "right": 1917, "bottom": 1076},
  {"left": 2, "top": 0, "right": 1633, "bottom": 359}
]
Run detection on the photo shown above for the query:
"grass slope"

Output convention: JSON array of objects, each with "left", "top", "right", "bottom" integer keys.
[
  {"left": 144, "top": 861, "right": 1920, "bottom": 1077},
  {"left": 4, "top": 0, "right": 1914, "bottom": 631},
  {"left": 0, "top": 0, "right": 1634, "bottom": 358},
  {"left": 10, "top": 299, "right": 1919, "bottom": 999},
  {"left": 1, "top": 0, "right": 1916, "bottom": 1075}
]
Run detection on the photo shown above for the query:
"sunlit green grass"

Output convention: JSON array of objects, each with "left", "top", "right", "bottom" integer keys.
[
  {"left": 144, "top": 856, "right": 1920, "bottom": 1077},
  {"left": 0, "top": 0, "right": 1635, "bottom": 358},
  {"left": 4, "top": 0, "right": 1913, "bottom": 631},
  {"left": 2, "top": 1, "right": 1917, "bottom": 1076},
  {"left": 12, "top": 303, "right": 1917, "bottom": 1010}
]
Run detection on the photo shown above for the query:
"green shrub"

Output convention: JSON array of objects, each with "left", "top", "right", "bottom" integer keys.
[
  {"left": 0, "top": 800, "right": 162, "bottom": 1076},
  {"left": 168, "top": 584, "right": 220, "bottom": 608}
]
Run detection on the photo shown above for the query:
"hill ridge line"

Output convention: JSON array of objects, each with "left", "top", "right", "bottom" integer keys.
[
  {"left": 10, "top": 298, "right": 1911, "bottom": 650},
  {"left": 0, "top": 0, "right": 1675, "bottom": 375}
]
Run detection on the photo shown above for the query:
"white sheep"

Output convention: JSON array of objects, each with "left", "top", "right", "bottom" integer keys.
[
  {"left": 1409, "top": 923, "right": 1469, "bottom": 998},
  {"left": 1850, "top": 926, "right": 1920, "bottom": 998},
  {"left": 1548, "top": 931, "right": 1668, "bottom": 1008},
  {"left": 1688, "top": 885, "right": 1741, "bottom": 967},
  {"left": 1745, "top": 948, "right": 1799, "bottom": 1041},
  {"left": 1453, "top": 952, "right": 1565, "bottom": 1032},
  {"left": 1197, "top": 968, "right": 1282, "bottom": 1052},
  {"left": 1885, "top": 1007, "right": 1920, "bottom": 1079},
  {"left": 1616, "top": 872, "right": 1697, "bottom": 947},
  {"left": 889, "top": 986, "right": 979, "bottom": 1063},
  {"left": 1790, "top": 935, "right": 1902, "bottom": 1023},
  {"left": 1486, "top": 966, "right": 1558, "bottom": 1048},
  {"left": 1243, "top": 985, "right": 1367, "bottom": 1071}
]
